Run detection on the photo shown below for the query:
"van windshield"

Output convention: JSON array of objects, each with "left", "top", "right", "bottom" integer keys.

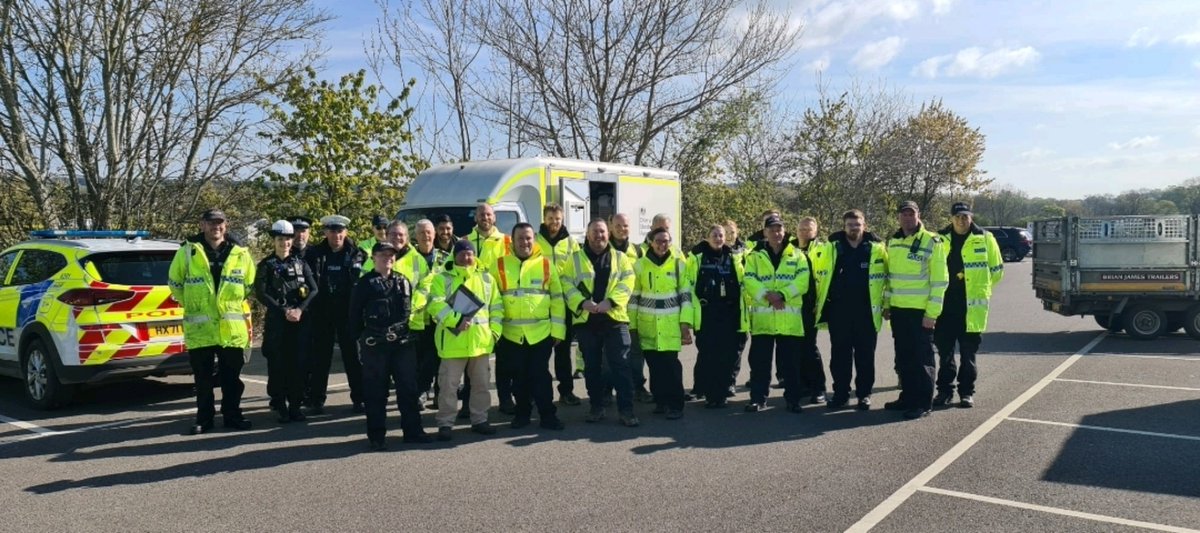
[{"left": 397, "top": 206, "right": 520, "bottom": 237}]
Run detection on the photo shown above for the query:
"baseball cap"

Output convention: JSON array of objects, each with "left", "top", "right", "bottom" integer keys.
[
  {"left": 951, "top": 202, "right": 973, "bottom": 217},
  {"left": 201, "top": 208, "right": 227, "bottom": 222},
  {"left": 763, "top": 214, "right": 784, "bottom": 228},
  {"left": 898, "top": 200, "right": 919, "bottom": 213}
]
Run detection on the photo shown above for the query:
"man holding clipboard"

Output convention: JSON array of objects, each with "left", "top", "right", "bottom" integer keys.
[{"left": 427, "top": 240, "right": 505, "bottom": 441}]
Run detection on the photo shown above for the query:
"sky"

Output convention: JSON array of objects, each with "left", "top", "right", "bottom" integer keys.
[{"left": 314, "top": 0, "right": 1200, "bottom": 199}]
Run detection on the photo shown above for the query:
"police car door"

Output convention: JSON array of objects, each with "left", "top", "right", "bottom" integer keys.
[{"left": 0, "top": 250, "right": 22, "bottom": 362}]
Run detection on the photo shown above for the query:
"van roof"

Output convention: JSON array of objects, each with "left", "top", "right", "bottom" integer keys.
[{"left": 404, "top": 157, "right": 677, "bottom": 208}]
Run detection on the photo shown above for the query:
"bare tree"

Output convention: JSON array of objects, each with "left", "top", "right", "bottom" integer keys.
[
  {"left": 474, "top": 0, "right": 799, "bottom": 165},
  {"left": 0, "top": 0, "right": 327, "bottom": 233}
]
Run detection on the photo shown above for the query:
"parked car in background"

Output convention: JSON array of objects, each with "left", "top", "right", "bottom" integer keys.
[{"left": 984, "top": 226, "right": 1033, "bottom": 262}]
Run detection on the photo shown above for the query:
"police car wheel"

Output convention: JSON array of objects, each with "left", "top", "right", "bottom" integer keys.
[
  {"left": 1121, "top": 304, "right": 1166, "bottom": 341},
  {"left": 22, "top": 339, "right": 73, "bottom": 410}
]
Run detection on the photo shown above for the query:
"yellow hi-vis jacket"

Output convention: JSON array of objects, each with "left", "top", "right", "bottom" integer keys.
[
  {"left": 534, "top": 227, "right": 580, "bottom": 273},
  {"left": 938, "top": 224, "right": 1005, "bottom": 332},
  {"left": 168, "top": 236, "right": 256, "bottom": 349},
  {"left": 427, "top": 263, "right": 503, "bottom": 358},
  {"left": 465, "top": 226, "right": 511, "bottom": 273},
  {"left": 562, "top": 245, "right": 636, "bottom": 325},
  {"left": 743, "top": 242, "right": 810, "bottom": 336},
  {"left": 885, "top": 224, "right": 949, "bottom": 318},
  {"left": 495, "top": 252, "right": 567, "bottom": 344},
  {"left": 629, "top": 251, "right": 694, "bottom": 351},
  {"left": 397, "top": 246, "right": 449, "bottom": 332},
  {"left": 810, "top": 233, "right": 890, "bottom": 332}
]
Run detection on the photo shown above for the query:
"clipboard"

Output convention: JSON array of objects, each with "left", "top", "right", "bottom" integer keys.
[{"left": 448, "top": 284, "right": 484, "bottom": 334}]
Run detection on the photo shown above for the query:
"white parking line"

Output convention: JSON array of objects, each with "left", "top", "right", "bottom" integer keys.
[
  {"left": 845, "top": 331, "right": 1108, "bottom": 533},
  {"left": 1007, "top": 417, "right": 1200, "bottom": 442},
  {"left": 917, "top": 486, "right": 1200, "bottom": 533},
  {"left": 1088, "top": 353, "right": 1200, "bottom": 362},
  {"left": 1054, "top": 378, "right": 1200, "bottom": 392},
  {"left": 0, "top": 413, "right": 60, "bottom": 436}
]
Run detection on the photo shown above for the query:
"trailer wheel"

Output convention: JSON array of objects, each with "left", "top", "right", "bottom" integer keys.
[
  {"left": 1184, "top": 306, "right": 1200, "bottom": 341},
  {"left": 1122, "top": 305, "right": 1167, "bottom": 340},
  {"left": 1093, "top": 314, "right": 1123, "bottom": 333}
]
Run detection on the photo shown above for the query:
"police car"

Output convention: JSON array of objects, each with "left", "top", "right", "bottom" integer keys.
[{"left": 0, "top": 230, "right": 192, "bottom": 409}]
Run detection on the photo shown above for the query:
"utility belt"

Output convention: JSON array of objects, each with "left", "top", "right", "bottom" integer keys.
[{"left": 361, "top": 324, "right": 412, "bottom": 347}]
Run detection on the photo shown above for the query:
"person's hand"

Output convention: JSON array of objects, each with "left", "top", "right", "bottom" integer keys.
[
  {"left": 882, "top": 308, "right": 891, "bottom": 321},
  {"left": 285, "top": 308, "right": 302, "bottom": 322},
  {"left": 594, "top": 300, "right": 612, "bottom": 314},
  {"left": 681, "top": 324, "right": 693, "bottom": 345},
  {"left": 767, "top": 292, "right": 785, "bottom": 310},
  {"left": 553, "top": 338, "right": 561, "bottom": 347},
  {"left": 582, "top": 300, "right": 597, "bottom": 313},
  {"left": 922, "top": 316, "right": 936, "bottom": 330},
  {"left": 455, "top": 318, "right": 471, "bottom": 333}
]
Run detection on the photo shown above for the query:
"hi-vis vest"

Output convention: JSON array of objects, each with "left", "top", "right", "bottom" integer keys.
[
  {"left": 810, "top": 236, "right": 889, "bottom": 332},
  {"left": 397, "top": 246, "right": 448, "bottom": 332},
  {"left": 630, "top": 252, "right": 694, "bottom": 351},
  {"left": 562, "top": 246, "right": 635, "bottom": 325},
  {"left": 495, "top": 253, "right": 566, "bottom": 344},
  {"left": 168, "top": 239, "right": 255, "bottom": 349},
  {"left": 743, "top": 243, "right": 810, "bottom": 336},
  {"left": 427, "top": 264, "right": 503, "bottom": 358},
  {"left": 938, "top": 225, "right": 1004, "bottom": 332},
  {"left": 466, "top": 226, "right": 511, "bottom": 273},
  {"left": 885, "top": 224, "right": 949, "bottom": 318}
]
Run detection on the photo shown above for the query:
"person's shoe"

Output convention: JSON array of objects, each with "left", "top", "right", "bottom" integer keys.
[
  {"left": 306, "top": 404, "right": 325, "bottom": 415},
  {"left": 619, "top": 413, "right": 641, "bottom": 427},
  {"left": 498, "top": 403, "right": 517, "bottom": 415},
  {"left": 457, "top": 407, "right": 470, "bottom": 420},
  {"left": 188, "top": 422, "right": 213, "bottom": 435},
  {"left": 510, "top": 416, "right": 531, "bottom": 429},
  {"left": 471, "top": 422, "right": 496, "bottom": 435},
  {"left": 786, "top": 402, "right": 803, "bottom": 414},
  {"left": 652, "top": 404, "right": 667, "bottom": 415},
  {"left": 770, "top": 381, "right": 785, "bottom": 389},
  {"left": 706, "top": 399, "right": 728, "bottom": 409},
  {"left": 289, "top": 409, "right": 307, "bottom": 422},
  {"left": 572, "top": 369, "right": 584, "bottom": 379},
  {"left": 810, "top": 392, "right": 827, "bottom": 405},
  {"left": 744, "top": 402, "right": 765, "bottom": 412},
  {"left": 884, "top": 399, "right": 906, "bottom": 411},
  {"left": 904, "top": 408, "right": 931, "bottom": 420},
  {"left": 857, "top": 397, "right": 872, "bottom": 411},
  {"left": 958, "top": 395, "right": 974, "bottom": 408},
  {"left": 666, "top": 409, "right": 684, "bottom": 420},
  {"left": 826, "top": 394, "right": 849, "bottom": 409},
  {"left": 368, "top": 439, "right": 388, "bottom": 452},
  {"left": 634, "top": 388, "right": 654, "bottom": 404},
  {"left": 726, "top": 386, "right": 737, "bottom": 398},
  {"left": 585, "top": 409, "right": 606, "bottom": 423},
  {"left": 403, "top": 433, "right": 434, "bottom": 444},
  {"left": 351, "top": 402, "right": 365, "bottom": 414},
  {"left": 540, "top": 418, "right": 565, "bottom": 431},
  {"left": 436, "top": 426, "right": 453, "bottom": 441},
  {"left": 559, "top": 392, "right": 582, "bottom": 406},
  {"left": 224, "top": 418, "right": 252, "bottom": 431},
  {"left": 932, "top": 392, "right": 954, "bottom": 408},
  {"left": 276, "top": 409, "right": 292, "bottom": 423}
]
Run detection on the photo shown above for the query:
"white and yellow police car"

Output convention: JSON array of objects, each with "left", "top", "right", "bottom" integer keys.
[{"left": 0, "top": 230, "right": 191, "bottom": 409}]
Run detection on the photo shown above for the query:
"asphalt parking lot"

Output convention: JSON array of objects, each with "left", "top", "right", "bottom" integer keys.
[{"left": 1, "top": 261, "right": 1197, "bottom": 532}]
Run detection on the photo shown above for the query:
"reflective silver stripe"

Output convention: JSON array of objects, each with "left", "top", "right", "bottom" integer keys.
[
  {"left": 931, "top": 282, "right": 949, "bottom": 288},
  {"left": 889, "top": 273, "right": 927, "bottom": 281},
  {"left": 502, "top": 317, "right": 549, "bottom": 326},
  {"left": 890, "top": 288, "right": 930, "bottom": 295},
  {"left": 751, "top": 306, "right": 804, "bottom": 315},
  {"left": 635, "top": 307, "right": 683, "bottom": 316},
  {"left": 222, "top": 313, "right": 247, "bottom": 321},
  {"left": 502, "top": 288, "right": 550, "bottom": 297},
  {"left": 928, "top": 297, "right": 944, "bottom": 304},
  {"left": 435, "top": 307, "right": 453, "bottom": 323},
  {"left": 184, "top": 315, "right": 211, "bottom": 324},
  {"left": 550, "top": 317, "right": 566, "bottom": 326},
  {"left": 967, "top": 299, "right": 990, "bottom": 307}
]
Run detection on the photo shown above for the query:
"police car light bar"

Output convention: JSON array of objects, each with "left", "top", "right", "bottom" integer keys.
[{"left": 30, "top": 230, "right": 150, "bottom": 239}]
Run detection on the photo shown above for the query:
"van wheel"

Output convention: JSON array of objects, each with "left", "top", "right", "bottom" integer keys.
[
  {"left": 1122, "top": 305, "right": 1167, "bottom": 340},
  {"left": 22, "top": 338, "right": 74, "bottom": 410},
  {"left": 1093, "top": 314, "right": 1123, "bottom": 332},
  {"left": 1184, "top": 306, "right": 1200, "bottom": 341},
  {"left": 1001, "top": 247, "right": 1019, "bottom": 262}
]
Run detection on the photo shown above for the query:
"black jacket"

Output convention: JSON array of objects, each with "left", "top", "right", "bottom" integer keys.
[
  {"left": 347, "top": 270, "right": 414, "bottom": 343},
  {"left": 305, "top": 238, "right": 366, "bottom": 306},
  {"left": 254, "top": 254, "right": 318, "bottom": 318}
]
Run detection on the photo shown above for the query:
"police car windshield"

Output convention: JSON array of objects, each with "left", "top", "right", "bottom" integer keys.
[
  {"left": 83, "top": 251, "right": 174, "bottom": 285},
  {"left": 396, "top": 207, "right": 520, "bottom": 237}
]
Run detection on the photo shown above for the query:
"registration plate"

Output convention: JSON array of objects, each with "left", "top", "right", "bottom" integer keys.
[{"left": 148, "top": 321, "right": 184, "bottom": 340}]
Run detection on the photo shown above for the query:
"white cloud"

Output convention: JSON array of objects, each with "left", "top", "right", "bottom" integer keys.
[
  {"left": 1107, "top": 135, "right": 1161, "bottom": 150},
  {"left": 1126, "top": 27, "right": 1160, "bottom": 48},
  {"left": 1019, "top": 147, "right": 1053, "bottom": 160},
  {"left": 912, "top": 45, "right": 1040, "bottom": 79},
  {"left": 801, "top": 0, "right": 921, "bottom": 48},
  {"left": 805, "top": 53, "right": 832, "bottom": 73},
  {"left": 1193, "top": 125, "right": 1200, "bottom": 139},
  {"left": 1176, "top": 29, "right": 1200, "bottom": 46},
  {"left": 931, "top": 0, "right": 954, "bottom": 16},
  {"left": 851, "top": 37, "right": 905, "bottom": 70}
]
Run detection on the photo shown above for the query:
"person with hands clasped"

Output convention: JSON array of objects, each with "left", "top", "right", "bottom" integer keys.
[
  {"left": 254, "top": 220, "right": 318, "bottom": 424},
  {"left": 630, "top": 227, "right": 695, "bottom": 420}
]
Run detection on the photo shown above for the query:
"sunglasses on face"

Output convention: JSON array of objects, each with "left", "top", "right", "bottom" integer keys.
[{"left": 375, "top": 225, "right": 387, "bottom": 230}]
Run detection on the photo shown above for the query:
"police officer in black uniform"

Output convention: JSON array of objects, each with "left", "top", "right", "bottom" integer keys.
[
  {"left": 691, "top": 224, "right": 743, "bottom": 409},
  {"left": 254, "top": 220, "right": 319, "bottom": 423},
  {"left": 349, "top": 242, "right": 432, "bottom": 451},
  {"left": 304, "top": 214, "right": 367, "bottom": 414},
  {"left": 289, "top": 216, "right": 315, "bottom": 263}
]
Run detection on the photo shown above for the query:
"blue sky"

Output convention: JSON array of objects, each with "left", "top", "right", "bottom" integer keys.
[{"left": 314, "top": 0, "right": 1200, "bottom": 199}]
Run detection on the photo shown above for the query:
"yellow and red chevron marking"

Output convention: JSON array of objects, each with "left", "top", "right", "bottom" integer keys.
[
  {"left": 74, "top": 280, "right": 185, "bottom": 365},
  {"left": 77, "top": 323, "right": 185, "bottom": 365}
]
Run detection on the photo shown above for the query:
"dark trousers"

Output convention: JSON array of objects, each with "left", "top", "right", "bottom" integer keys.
[
  {"left": 189, "top": 346, "right": 245, "bottom": 425},
  {"left": 731, "top": 332, "right": 747, "bottom": 385},
  {"left": 360, "top": 339, "right": 422, "bottom": 440},
  {"left": 308, "top": 309, "right": 363, "bottom": 406},
  {"left": 629, "top": 330, "right": 647, "bottom": 389},
  {"left": 498, "top": 337, "right": 558, "bottom": 420},
  {"left": 748, "top": 334, "right": 803, "bottom": 405},
  {"left": 828, "top": 306, "right": 878, "bottom": 399},
  {"left": 495, "top": 339, "right": 515, "bottom": 407},
  {"left": 934, "top": 310, "right": 981, "bottom": 396},
  {"left": 262, "top": 315, "right": 306, "bottom": 412},
  {"left": 797, "top": 309, "right": 826, "bottom": 395},
  {"left": 415, "top": 328, "right": 439, "bottom": 395},
  {"left": 553, "top": 328, "right": 575, "bottom": 396},
  {"left": 891, "top": 308, "right": 935, "bottom": 411},
  {"left": 645, "top": 350, "right": 684, "bottom": 410},
  {"left": 576, "top": 324, "right": 634, "bottom": 414},
  {"left": 696, "top": 307, "right": 741, "bottom": 400}
]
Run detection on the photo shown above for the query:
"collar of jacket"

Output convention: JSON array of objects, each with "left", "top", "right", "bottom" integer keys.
[
  {"left": 938, "top": 223, "right": 986, "bottom": 236},
  {"left": 828, "top": 230, "right": 883, "bottom": 244},
  {"left": 891, "top": 223, "right": 931, "bottom": 240},
  {"left": 186, "top": 233, "right": 242, "bottom": 247},
  {"left": 690, "top": 240, "right": 731, "bottom": 256}
]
